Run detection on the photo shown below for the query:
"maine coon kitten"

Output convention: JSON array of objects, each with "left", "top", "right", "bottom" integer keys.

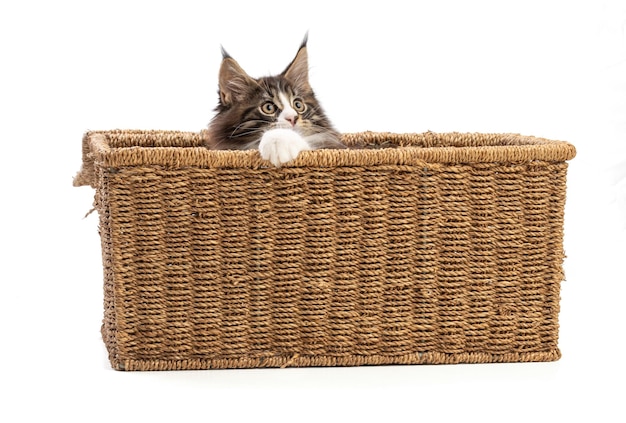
[{"left": 205, "top": 35, "right": 344, "bottom": 166}]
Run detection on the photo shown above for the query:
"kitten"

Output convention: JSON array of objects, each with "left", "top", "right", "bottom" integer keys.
[{"left": 205, "top": 34, "right": 344, "bottom": 166}]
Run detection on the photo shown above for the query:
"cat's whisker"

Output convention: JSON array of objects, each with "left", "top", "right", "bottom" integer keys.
[
  {"left": 230, "top": 129, "right": 260, "bottom": 139},
  {"left": 229, "top": 122, "right": 255, "bottom": 137},
  {"left": 229, "top": 120, "right": 269, "bottom": 137},
  {"left": 230, "top": 130, "right": 264, "bottom": 139},
  {"left": 243, "top": 140, "right": 261, "bottom": 150}
]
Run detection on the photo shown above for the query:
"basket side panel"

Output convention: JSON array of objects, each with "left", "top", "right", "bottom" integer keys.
[
  {"left": 412, "top": 166, "right": 441, "bottom": 352},
  {"left": 99, "top": 160, "right": 567, "bottom": 369},
  {"left": 106, "top": 169, "right": 164, "bottom": 362},
  {"left": 490, "top": 163, "right": 526, "bottom": 353},
  {"left": 435, "top": 164, "right": 474, "bottom": 353},
  {"left": 95, "top": 167, "right": 121, "bottom": 368},
  {"left": 379, "top": 169, "right": 422, "bottom": 355},
  {"left": 352, "top": 168, "right": 388, "bottom": 356},
  {"left": 325, "top": 167, "right": 367, "bottom": 357},
  {"left": 464, "top": 164, "right": 498, "bottom": 352},
  {"left": 467, "top": 161, "right": 565, "bottom": 355},
  {"left": 300, "top": 169, "right": 337, "bottom": 355},
  {"left": 535, "top": 162, "right": 568, "bottom": 351}
]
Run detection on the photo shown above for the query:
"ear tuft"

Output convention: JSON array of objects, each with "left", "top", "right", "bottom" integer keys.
[
  {"left": 299, "top": 31, "right": 309, "bottom": 50},
  {"left": 220, "top": 45, "right": 232, "bottom": 60}
]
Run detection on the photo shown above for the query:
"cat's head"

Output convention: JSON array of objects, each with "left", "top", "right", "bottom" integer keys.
[{"left": 206, "top": 35, "right": 338, "bottom": 150}]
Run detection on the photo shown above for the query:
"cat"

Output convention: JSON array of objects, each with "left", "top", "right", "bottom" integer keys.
[{"left": 205, "top": 34, "right": 345, "bottom": 166}]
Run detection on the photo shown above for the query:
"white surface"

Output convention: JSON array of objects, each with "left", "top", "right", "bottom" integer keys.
[{"left": 1, "top": 1, "right": 625, "bottom": 421}]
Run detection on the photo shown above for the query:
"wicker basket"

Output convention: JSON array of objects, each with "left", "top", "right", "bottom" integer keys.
[{"left": 74, "top": 130, "right": 576, "bottom": 371}]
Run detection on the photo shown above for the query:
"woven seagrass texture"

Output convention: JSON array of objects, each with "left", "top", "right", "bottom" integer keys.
[{"left": 75, "top": 130, "right": 575, "bottom": 371}]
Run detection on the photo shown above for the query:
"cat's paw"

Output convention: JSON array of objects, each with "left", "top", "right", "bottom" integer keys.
[{"left": 259, "top": 128, "right": 311, "bottom": 166}]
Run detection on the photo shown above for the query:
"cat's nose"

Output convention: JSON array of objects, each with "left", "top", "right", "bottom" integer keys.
[{"left": 285, "top": 115, "right": 297, "bottom": 127}]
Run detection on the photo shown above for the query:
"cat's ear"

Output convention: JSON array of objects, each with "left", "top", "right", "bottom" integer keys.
[
  {"left": 218, "top": 47, "right": 257, "bottom": 106},
  {"left": 282, "top": 34, "right": 312, "bottom": 93}
]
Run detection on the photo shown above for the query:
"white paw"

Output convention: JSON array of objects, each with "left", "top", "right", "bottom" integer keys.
[{"left": 258, "top": 128, "right": 311, "bottom": 166}]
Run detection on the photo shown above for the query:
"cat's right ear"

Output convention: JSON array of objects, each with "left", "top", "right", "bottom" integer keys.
[{"left": 218, "top": 48, "right": 257, "bottom": 106}]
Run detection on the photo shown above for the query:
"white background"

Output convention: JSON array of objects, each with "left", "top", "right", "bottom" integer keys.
[{"left": 1, "top": 0, "right": 625, "bottom": 421}]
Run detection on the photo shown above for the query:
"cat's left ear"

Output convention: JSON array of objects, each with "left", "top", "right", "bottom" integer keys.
[{"left": 282, "top": 33, "right": 312, "bottom": 93}]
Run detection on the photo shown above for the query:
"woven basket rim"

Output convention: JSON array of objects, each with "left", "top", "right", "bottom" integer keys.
[{"left": 74, "top": 130, "right": 576, "bottom": 187}]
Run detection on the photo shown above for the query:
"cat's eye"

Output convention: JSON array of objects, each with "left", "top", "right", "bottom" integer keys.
[
  {"left": 260, "top": 101, "right": 277, "bottom": 115},
  {"left": 293, "top": 98, "right": 306, "bottom": 113}
]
